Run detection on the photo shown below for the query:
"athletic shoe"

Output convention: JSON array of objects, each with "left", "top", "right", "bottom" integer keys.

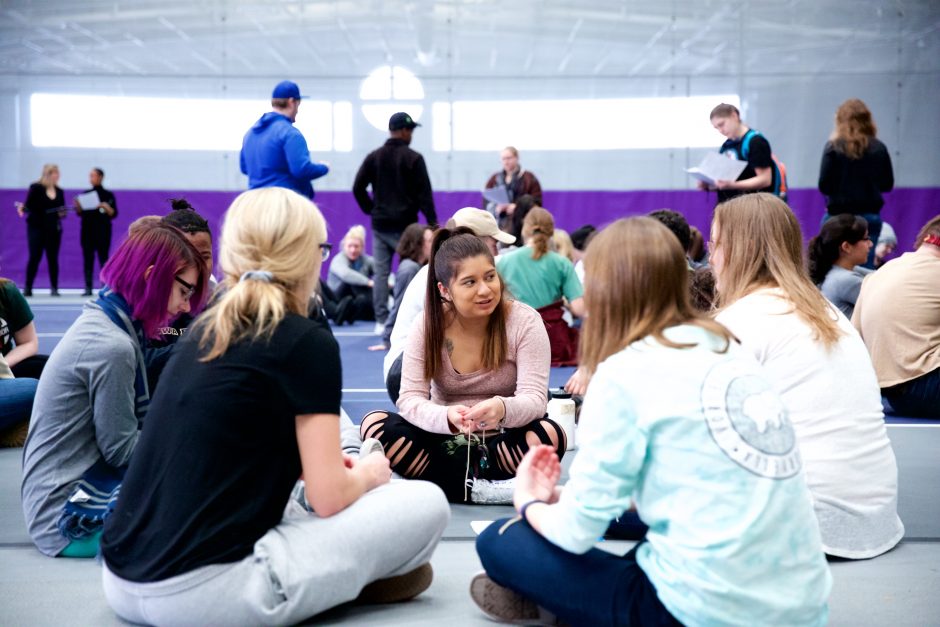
[
  {"left": 356, "top": 563, "right": 433, "bottom": 604},
  {"left": 360, "top": 437, "right": 385, "bottom": 458},
  {"left": 373, "top": 321, "right": 386, "bottom": 335},
  {"left": 469, "top": 478, "right": 516, "bottom": 505},
  {"left": 469, "top": 572, "right": 561, "bottom": 625},
  {"left": 82, "top": 288, "right": 93, "bottom": 296}
]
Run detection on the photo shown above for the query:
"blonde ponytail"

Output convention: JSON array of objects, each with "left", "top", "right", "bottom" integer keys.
[
  {"left": 196, "top": 188, "right": 327, "bottom": 361},
  {"left": 522, "top": 206, "right": 555, "bottom": 260}
]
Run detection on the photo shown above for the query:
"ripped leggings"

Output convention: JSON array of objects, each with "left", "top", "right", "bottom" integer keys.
[{"left": 360, "top": 411, "right": 566, "bottom": 503}]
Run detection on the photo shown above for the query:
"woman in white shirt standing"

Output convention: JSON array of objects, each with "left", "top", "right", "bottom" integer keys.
[{"left": 710, "top": 192, "right": 903, "bottom": 559}]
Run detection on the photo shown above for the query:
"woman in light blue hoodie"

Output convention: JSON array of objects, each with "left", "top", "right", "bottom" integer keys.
[{"left": 472, "top": 217, "right": 831, "bottom": 627}]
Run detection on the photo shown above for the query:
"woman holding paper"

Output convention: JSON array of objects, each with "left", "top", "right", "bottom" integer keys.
[
  {"left": 483, "top": 147, "right": 542, "bottom": 236},
  {"left": 73, "top": 168, "right": 118, "bottom": 296},
  {"left": 17, "top": 164, "right": 66, "bottom": 297}
]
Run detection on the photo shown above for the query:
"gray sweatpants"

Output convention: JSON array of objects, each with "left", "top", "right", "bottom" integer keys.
[{"left": 102, "top": 480, "right": 449, "bottom": 626}]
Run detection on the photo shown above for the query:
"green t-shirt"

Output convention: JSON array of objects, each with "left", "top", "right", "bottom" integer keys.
[
  {"left": 497, "top": 247, "right": 584, "bottom": 310},
  {"left": 0, "top": 280, "right": 34, "bottom": 356}
]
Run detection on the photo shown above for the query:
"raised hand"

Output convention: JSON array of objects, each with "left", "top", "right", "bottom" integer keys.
[{"left": 513, "top": 445, "right": 562, "bottom": 508}]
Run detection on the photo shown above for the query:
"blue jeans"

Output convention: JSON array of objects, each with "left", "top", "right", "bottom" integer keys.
[
  {"left": 0, "top": 377, "right": 38, "bottom": 432},
  {"left": 476, "top": 517, "right": 680, "bottom": 627},
  {"left": 883, "top": 367, "right": 940, "bottom": 418},
  {"left": 822, "top": 212, "right": 882, "bottom": 269},
  {"left": 371, "top": 229, "right": 402, "bottom": 324}
]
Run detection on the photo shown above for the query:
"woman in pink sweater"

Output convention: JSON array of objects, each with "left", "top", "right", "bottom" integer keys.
[{"left": 361, "top": 228, "right": 564, "bottom": 503}]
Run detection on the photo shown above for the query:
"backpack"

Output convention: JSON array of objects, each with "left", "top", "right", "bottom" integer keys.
[{"left": 740, "top": 130, "right": 789, "bottom": 200}]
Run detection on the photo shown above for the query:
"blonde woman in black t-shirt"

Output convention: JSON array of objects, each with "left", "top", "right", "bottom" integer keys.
[{"left": 100, "top": 187, "right": 449, "bottom": 626}]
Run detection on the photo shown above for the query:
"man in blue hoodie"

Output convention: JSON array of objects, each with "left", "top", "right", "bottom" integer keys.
[{"left": 240, "top": 81, "right": 329, "bottom": 199}]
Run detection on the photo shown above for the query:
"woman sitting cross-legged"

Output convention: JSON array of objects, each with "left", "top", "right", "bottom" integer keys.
[
  {"left": 360, "top": 227, "right": 565, "bottom": 504},
  {"left": 21, "top": 223, "right": 209, "bottom": 558},
  {"left": 327, "top": 224, "right": 376, "bottom": 323},
  {"left": 472, "top": 217, "right": 831, "bottom": 626},
  {"left": 100, "top": 188, "right": 449, "bottom": 626},
  {"left": 712, "top": 193, "right": 903, "bottom": 559}
]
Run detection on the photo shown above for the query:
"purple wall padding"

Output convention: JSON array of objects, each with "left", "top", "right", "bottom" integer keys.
[{"left": 1, "top": 187, "right": 937, "bottom": 288}]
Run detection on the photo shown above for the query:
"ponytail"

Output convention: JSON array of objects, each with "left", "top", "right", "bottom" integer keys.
[
  {"left": 198, "top": 277, "right": 298, "bottom": 361},
  {"left": 807, "top": 214, "right": 868, "bottom": 285},
  {"left": 522, "top": 206, "right": 555, "bottom": 260},
  {"left": 193, "top": 187, "right": 326, "bottom": 361}
]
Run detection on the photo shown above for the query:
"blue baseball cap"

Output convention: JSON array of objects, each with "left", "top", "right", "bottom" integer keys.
[{"left": 272, "top": 80, "right": 306, "bottom": 100}]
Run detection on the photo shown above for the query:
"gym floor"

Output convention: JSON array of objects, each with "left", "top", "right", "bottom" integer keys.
[{"left": 1, "top": 294, "right": 938, "bottom": 626}]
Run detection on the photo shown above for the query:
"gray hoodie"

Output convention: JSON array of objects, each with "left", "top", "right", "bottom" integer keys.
[{"left": 21, "top": 303, "right": 140, "bottom": 556}]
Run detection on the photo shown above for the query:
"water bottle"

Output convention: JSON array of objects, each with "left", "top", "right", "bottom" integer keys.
[{"left": 547, "top": 389, "right": 576, "bottom": 450}]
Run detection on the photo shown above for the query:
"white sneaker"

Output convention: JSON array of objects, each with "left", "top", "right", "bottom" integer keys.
[
  {"left": 360, "top": 437, "right": 385, "bottom": 458},
  {"left": 469, "top": 478, "right": 516, "bottom": 505},
  {"left": 373, "top": 321, "right": 386, "bottom": 335}
]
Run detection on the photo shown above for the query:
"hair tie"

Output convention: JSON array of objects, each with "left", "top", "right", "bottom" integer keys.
[
  {"left": 925, "top": 234, "right": 940, "bottom": 247},
  {"left": 239, "top": 270, "right": 274, "bottom": 283}
]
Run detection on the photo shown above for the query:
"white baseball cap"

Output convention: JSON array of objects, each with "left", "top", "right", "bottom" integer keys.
[{"left": 449, "top": 207, "right": 516, "bottom": 244}]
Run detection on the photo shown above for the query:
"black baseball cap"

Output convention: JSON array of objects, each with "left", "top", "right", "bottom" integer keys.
[{"left": 389, "top": 112, "right": 421, "bottom": 131}]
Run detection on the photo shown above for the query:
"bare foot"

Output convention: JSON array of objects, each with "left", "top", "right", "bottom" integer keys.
[{"left": 367, "top": 343, "right": 389, "bottom": 352}]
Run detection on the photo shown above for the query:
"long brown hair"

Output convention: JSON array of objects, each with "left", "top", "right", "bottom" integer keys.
[
  {"left": 713, "top": 193, "right": 842, "bottom": 347},
  {"left": 831, "top": 98, "right": 877, "bottom": 160},
  {"left": 424, "top": 228, "right": 509, "bottom": 380},
  {"left": 579, "top": 217, "right": 733, "bottom": 376},
  {"left": 522, "top": 206, "right": 554, "bottom": 260}
]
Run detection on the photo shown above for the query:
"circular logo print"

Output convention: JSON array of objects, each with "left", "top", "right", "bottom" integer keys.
[{"left": 701, "top": 359, "right": 801, "bottom": 479}]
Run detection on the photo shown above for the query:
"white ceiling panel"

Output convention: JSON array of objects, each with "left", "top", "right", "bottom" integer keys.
[{"left": 1, "top": 1, "right": 937, "bottom": 78}]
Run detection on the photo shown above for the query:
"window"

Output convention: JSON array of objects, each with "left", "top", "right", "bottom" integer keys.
[
  {"left": 431, "top": 95, "right": 741, "bottom": 151},
  {"left": 359, "top": 65, "right": 424, "bottom": 131},
  {"left": 30, "top": 93, "right": 344, "bottom": 151}
]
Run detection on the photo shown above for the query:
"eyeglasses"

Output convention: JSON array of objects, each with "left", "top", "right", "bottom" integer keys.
[
  {"left": 319, "top": 242, "right": 332, "bottom": 262},
  {"left": 174, "top": 275, "right": 196, "bottom": 300}
]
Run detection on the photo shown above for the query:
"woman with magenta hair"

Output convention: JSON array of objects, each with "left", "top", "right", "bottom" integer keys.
[{"left": 21, "top": 223, "right": 208, "bottom": 558}]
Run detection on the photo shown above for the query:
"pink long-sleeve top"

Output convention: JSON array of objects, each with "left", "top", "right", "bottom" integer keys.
[{"left": 397, "top": 299, "right": 551, "bottom": 434}]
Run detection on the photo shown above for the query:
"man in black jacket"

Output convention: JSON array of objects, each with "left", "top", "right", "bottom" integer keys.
[
  {"left": 73, "top": 168, "right": 118, "bottom": 296},
  {"left": 353, "top": 112, "right": 437, "bottom": 333}
]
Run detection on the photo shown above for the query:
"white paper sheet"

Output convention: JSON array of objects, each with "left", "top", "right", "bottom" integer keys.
[
  {"left": 482, "top": 186, "right": 510, "bottom": 205},
  {"left": 686, "top": 152, "right": 748, "bottom": 187},
  {"left": 76, "top": 190, "right": 101, "bottom": 211}
]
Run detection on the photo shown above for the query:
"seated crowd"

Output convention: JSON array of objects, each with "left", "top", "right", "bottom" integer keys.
[{"left": 8, "top": 181, "right": 940, "bottom": 625}]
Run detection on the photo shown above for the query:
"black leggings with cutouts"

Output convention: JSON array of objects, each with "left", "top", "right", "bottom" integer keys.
[{"left": 360, "top": 411, "right": 566, "bottom": 503}]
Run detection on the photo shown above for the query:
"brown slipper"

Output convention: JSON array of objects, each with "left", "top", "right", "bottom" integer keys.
[{"left": 355, "top": 563, "right": 433, "bottom": 604}]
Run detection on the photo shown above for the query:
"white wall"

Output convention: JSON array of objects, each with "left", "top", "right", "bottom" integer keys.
[{"left": 2, "top": 4, "right": 938, "bottom": 193}]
